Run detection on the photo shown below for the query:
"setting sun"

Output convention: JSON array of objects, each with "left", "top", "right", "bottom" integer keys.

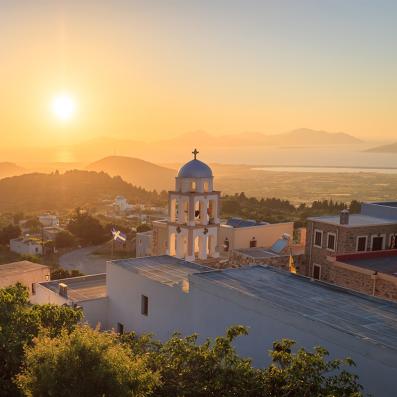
[{"left": 51, "top": 94, "right": 76, "bottom": 122}]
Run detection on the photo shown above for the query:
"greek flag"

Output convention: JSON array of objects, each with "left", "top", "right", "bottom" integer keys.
[{"left": 112, "top": 228, "right": 127, "bottom": 242}]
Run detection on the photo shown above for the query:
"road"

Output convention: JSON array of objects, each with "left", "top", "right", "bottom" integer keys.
[{"left": 59, "top": 246, "right": 108, "bottom": 275}]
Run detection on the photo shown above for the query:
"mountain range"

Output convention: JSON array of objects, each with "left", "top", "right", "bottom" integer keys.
[{"left": 0, "top": 128, "right": 362, "bottom": 163}]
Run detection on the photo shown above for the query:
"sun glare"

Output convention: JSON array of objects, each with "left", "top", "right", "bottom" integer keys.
[{"left": 51, "top": 93, "right": 76, "bottom": 121}]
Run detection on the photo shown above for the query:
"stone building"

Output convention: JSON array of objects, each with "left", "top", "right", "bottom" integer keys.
[{"left": 305, "top": 202, "right": 397, "bottom": 279}]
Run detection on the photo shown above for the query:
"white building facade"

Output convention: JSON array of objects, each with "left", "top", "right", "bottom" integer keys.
[{"left": 10, "top": 237, "right": 43, "bottom": 256}]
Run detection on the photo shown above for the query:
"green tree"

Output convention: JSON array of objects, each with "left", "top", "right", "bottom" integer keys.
[
  {"left": 0, "top": 223, "right": 21, "bottom": 245},
  {"left": 263, "top": 339, "right": 363, "bottom": 397},
  {"left": 0, "top": 283, "right": 82, "bottom": 397},
  {"left": 122, "top": 327, "right": 363, "bottom": 397},
  {"left": 67, "top": 208, "right": 108, "bottom": 245},
  {"left": 54, "top": 230, "right": 76, "bottom": 249},
  {"left": 50, "top": 268, "right": 83, "bottom": 280},
  {"left": 24, "top": 217, "right": 42, "bottom": 233},
  {"left": 16, "top": 326, "right": 160, "bottom": 397}
]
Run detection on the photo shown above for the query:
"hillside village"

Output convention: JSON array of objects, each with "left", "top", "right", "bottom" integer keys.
[{"left": 2, "top": 150, "right": 397, "bottom": 396}]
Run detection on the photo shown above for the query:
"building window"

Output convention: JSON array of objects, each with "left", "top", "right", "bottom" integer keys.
[
  {"left": 141, "top": 295, "right": 149, "bottom": 316},
  {"left": 117, "top": 322, "right": 124, "bottom": 334},
  {"left": 371, "top": 235, "right": 385, "bottom": 251},
  {"left": 326, "top": 233, "right": 336, "bottom": 251},
  {"left": 224, "top": 238, "right": 230, "bottom": 252},
  {"left": 31, "top": 283, "right": 36, "bottom": 295},
  {"left": 356, "top": 236, "right": 367, "bottom": 252},
  {"left": 250, "top": 237, "right": 257, "bottom": 248},
  {"left": 313, "top": 264, "right": 321, "bottom": 280},
  {"left": 314, "top": 230, "right": 323, "bottom": 248}
]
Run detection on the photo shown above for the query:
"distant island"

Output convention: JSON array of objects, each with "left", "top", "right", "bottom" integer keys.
[{"left": 365, "top": 142, "right": 397, "bottom": 153}]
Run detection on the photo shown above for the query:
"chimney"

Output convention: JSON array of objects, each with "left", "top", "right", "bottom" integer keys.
[
  {"left": 340, "top": 209, "right": 350, "bottom": 225},
  {"left": 58, "top": 283, "right": 68, "bottom": 298}
]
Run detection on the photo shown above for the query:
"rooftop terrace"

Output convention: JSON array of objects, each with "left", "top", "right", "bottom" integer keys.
[
  {"left": 193, "top": 265, "right": 397, "bottom": 352},
  {"left": 0, "top": 261, "right": 48, "bottom": 276},
  {"left": 112, "top": 255, "right": 210, "bottom": 286},
  {"left": 308, "top": 214, "right": 396, "bottom": 226},
  {"left": 40, "top": 274, "right": 107, "bottom": 301},
  {"left": 336, "top": 250, "right": 397, "bottom": 276}
]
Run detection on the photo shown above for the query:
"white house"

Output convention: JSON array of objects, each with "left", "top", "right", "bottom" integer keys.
[
  {"left": 0, "top": 260, "right": 50, "bottom": 297},
  {"left": 219, "top": 218, "right": 294, "bottom": 254},
  {"left": 33, "top": 274, "right": 107, "bottom": 326},
  {"left": 10, "top": 236, "right": 43, "bottom": 256},
  {"left": 34, "top": 254, "right": 397, "bottom": 396},
  {"left": 114, "top": 196, "right": 133, "bottom": 212},
  {"left": 39, "top": 214, "right": 60, "bottom": 227}
]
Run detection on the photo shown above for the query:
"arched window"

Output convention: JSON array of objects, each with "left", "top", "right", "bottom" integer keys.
[
  {"left": 250, "top": 237, "right": 257, "bottom": 248},
  {"left": 191, "top": 181, "right": 196, "bottom": 192},
  {"left": 203, "top": 181, "right": 209, "bottom": 192}
]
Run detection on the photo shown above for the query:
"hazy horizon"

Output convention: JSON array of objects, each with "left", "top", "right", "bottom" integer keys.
[{"left": 2, "top": 0, "right": 397, "bottom": 148}]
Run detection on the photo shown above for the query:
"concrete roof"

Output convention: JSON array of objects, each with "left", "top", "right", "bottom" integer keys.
[
  {"left": 112, "top": 255, "right": 210, "bottom": 286},
  {"left": 0, "top": 261, "right": 49, "bottom": 276},
  {"left": 40, "top": 274, "right": 107, "bottom": 301},
  {"left": 193, "top": 265, "right": 397, "bottom": 352},
  {"left": 338, "top": 251, "right": 397, "bottom": 276},
  {"left": 225, "top": 218, "right": 268, "bottom": 228},
  {"left": 236, "top": 248, "right": 280, "bottom": 258},
  {"left": 308, "top": 214, "right": 396, "bottom": 226}
]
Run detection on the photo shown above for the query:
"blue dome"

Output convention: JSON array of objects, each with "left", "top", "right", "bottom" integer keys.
[{"left": 177, "top": 159, "right": 213, "bottom": 178}]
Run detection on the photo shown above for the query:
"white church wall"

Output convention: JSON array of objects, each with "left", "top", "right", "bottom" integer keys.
[
  {"left": 188, "top": 274, "right": 397, "bottom": 397},
  {"left": 106, "top": 261, "right": 194, "bottom": 340}
]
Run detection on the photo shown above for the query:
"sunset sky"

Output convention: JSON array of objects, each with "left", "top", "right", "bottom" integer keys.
[{"left": 1, "top": 0, "right": 397, "bottom": 147}]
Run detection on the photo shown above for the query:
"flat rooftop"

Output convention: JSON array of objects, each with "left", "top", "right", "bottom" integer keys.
[
  {"left": 337, "top": 251, "right": 397, "bottom": 277},
  {"left": 193, "top": 265, "right": 397, "bottom": 351},
  {"left": 0, "top": 260, "right": 49, "bottom": 276},
  {"left": 236, "top": 248, "right": 280, "bottom": 258},
  {"left": 40, "top": 274, "right": 107, "bottom": 301},
  {"left": 308, "top": 214, "right": 396, "bottom": 226},
  {"left": 224, "top": 218, "right": 268, "bottom": 228},
  {"left": 369, "top": 201, "right": 397, "bottom": 208},
  {"left": 112, "top": 255, "right": 210, "bottom": 286}
]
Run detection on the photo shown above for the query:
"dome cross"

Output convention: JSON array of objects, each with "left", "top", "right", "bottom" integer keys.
[{"left": 192, "top": 148, "right": 199, "bottom": 160}]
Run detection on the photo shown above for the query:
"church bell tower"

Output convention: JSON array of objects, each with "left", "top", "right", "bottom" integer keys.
[{"left": 166, "top": 149, "right": 220, "bottom": 261}]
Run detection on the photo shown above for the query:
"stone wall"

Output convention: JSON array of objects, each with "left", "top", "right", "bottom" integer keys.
[
  {"left": 229, "top": 250, "right": 306, "bottom": 273},
  {"left": 319, "top": 257, "right": 397, "bottom": 302}
]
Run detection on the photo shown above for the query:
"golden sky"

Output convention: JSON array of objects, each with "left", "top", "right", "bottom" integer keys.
[{"left": 1, "top": 1, "right": 397, "bottom": 147}]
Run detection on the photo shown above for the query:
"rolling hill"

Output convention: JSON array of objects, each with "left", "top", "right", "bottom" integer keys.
[
  {"left": 0, "top": 170, "right": 166, "bottom": 212},
  {"left": 86, "top": 156, "right": 176, "bottom": 191}
]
